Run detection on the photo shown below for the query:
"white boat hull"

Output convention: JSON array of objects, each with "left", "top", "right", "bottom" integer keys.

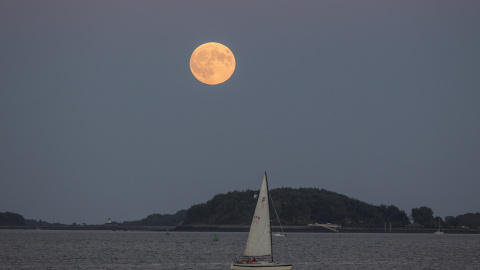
[{"left": 231, "top": 262, "right": 293, "bottom": 270}]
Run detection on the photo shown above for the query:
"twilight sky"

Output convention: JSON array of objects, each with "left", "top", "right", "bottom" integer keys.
[{"left": 1, "top": 1, "right": 479, "bottom": 225}]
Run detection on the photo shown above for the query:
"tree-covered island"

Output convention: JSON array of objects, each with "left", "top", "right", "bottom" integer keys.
[{"left": 183, "top": 187, "right": 410, "bottom": 227}]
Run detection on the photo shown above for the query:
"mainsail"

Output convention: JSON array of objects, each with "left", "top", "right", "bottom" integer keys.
[{"left": 243, "top": 173, "right": 272, "bottom": 257}]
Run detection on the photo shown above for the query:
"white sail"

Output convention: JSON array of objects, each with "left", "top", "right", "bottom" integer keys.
[
  {"left": 434, "top": 218, "right": 444, "bottom": 234},
  {"left": 231, "top": 172, "right": 293, "bottom": 270},
  {"left": 243, "top": 173, "right": 272, "bottom": 257}
]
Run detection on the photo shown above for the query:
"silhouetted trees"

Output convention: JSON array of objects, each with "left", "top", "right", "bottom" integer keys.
[
  {"left": 3, "top": 205, "right": 478, "bottom": 229},
  {"left": 121, "top": 210, "right": 186, "bottom": 226},
  {"left": 183, "top": 190, "right": 257, "bottom": 225},
  {"left": 456, "top": 212, "right": 480, "bottom": 228},
  {"left": 378, "top": 204, "right": 410, "bottom": 226},
  {"left": 411, "top": 206, "right": 435, "bottom": 227},
  {"left": 444, "top": 216, "right": 457, "bottom": 228},
  {"left": 25, "top": 219, "right": 52, "bottom": 226},
  {"left": 183, "top": 188, "right": 411, "bottom": 226},
  {"left": 0, "top": 212, "right": 26, "bottom": 226}
]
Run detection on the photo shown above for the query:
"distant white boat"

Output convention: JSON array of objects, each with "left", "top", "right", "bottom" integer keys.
[
  {"left": 273, "top": 233, "right": 285, "bottom": 237},
  {"left": 434, "top": 218, "right": 444, "bottom": 235},
  {"left": 231, "top": 171, "right": 293, "bottom": 270},
  {"left": 307, "top": 223, "right": 341, "bottom": 232}
]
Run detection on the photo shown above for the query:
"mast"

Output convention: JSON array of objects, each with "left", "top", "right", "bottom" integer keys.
[{"left": 265, "top": 170, "right": 273, "bottom": 263}]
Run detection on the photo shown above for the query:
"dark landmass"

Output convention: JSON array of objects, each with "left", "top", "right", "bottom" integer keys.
[
  {"left": 0, "top": 212, "right": 26, "bottom": 226},
  {"left": 2, "top": 187, "right": 480, "bottom": 234},
  {"left": 2, "top": 223, "right": 478, "bottom": 234},
  {"left": 174, "top": 224, "right": 480, "bottom": 234},
  {"left": 183, "top": 188, "right": 411, "bottom": 227},
  {"left": 120, "top": 210, "right": 186, "bottom": 226},
  {"left": 1, "top": 210, "right": 185, "bottom": 228},
  {"left": 1, "top": 224, "right": 175, "bottom": 231},
  {"left": 180, "top": 187, "right": 480, "bottom": 232}
]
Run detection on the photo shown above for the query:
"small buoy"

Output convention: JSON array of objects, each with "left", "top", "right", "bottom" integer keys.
[{"left": 213, "top": 233, "right": 219, "bottom": 241}]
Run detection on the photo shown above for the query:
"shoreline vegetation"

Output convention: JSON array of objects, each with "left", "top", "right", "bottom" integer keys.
[
  {"left": 2, "top": 187, "right": 480, "bottom": 232},
  {"left": 1, "top": 224, "right": 479, "bottom": 234}
]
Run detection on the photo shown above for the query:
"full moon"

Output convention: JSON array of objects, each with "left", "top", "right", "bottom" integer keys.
[{"left": 190, "top": 42, "right": 236, "bottom": 85}]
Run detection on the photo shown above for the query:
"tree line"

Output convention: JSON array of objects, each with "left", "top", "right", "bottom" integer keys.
[
  {"left": 182, "top": 188, "right": 480, "bottom": 228},
  {"left": 0, "top": 212, "right": 26, "bottom": 226},
  {"left": 411, "top": 206, "right": 480, "bottom": 229},
  {"left": 3, "top": 191, "right": 480, "bottom": 228},
  {"left": 183, "top": 187, "right": 411, "bottom": 227},
  {"left": 120, "top": 210, "right": 186, "bottom": 226},
  {"left": 0, "top": 211, "right": 186, "bottom": 227}
]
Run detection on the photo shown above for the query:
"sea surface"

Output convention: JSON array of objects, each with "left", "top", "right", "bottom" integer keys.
[{"left": 1, "top": 230, "right": 479, "bottom": 269}]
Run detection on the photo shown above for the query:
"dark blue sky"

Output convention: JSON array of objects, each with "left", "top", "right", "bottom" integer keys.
[{"left": 1, "top": 1, "right": 479, "bottom": 224}]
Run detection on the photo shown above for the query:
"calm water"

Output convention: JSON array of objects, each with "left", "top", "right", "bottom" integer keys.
[{"left": 1, "top": 230, "right": 479, "bottom": 269}]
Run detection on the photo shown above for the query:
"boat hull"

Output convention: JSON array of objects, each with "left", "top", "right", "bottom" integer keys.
[{"left": 231, "top": 263, "right": 293, "bottom": 270}]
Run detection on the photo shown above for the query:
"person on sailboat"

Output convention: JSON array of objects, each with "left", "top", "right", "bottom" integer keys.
[{"left": 252, "top": 257, "right": 257, "bottom": 262}]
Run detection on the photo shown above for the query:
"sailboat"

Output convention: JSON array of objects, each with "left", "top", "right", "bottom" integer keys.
[
  {"left": 231, "top": 171, "right": 293, "bottom": 270},
  {"left": 434, "top": 218, "right": 444, "bottom": 234}
]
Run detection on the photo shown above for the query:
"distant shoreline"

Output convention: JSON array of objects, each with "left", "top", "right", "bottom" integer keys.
[
  {"left": 1, "top": 225, "right": 479, "bottom": 234},
  {"left": 0, "top": 225, "right": 175, "bottom": 232},
  {"left": 174, "top": 225, "right": 480, "bottom": 234}
]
